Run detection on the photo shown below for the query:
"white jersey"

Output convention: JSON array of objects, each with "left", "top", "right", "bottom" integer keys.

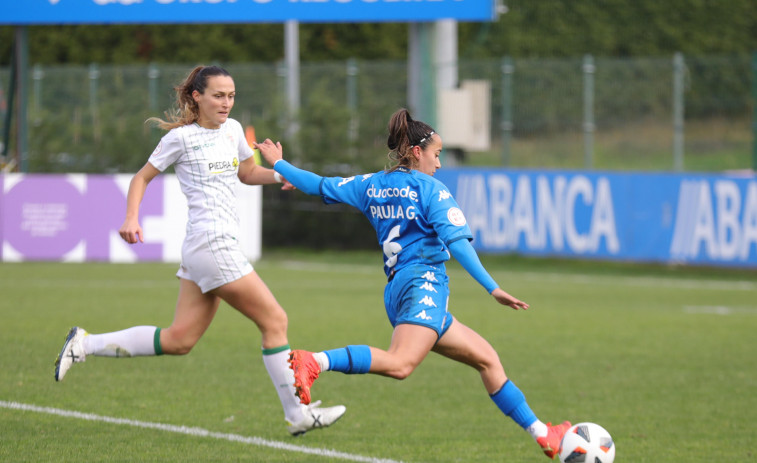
[{"left": 148, "top": 118, "right": 254, "bottom": 237}]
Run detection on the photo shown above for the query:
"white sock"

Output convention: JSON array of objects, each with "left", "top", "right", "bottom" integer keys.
[
  {"left": 527, "top": 420, "right": 549, "bottom": 440},
  {"left": 262, "top": 347, "right": 305, "bottom": 424},
  {"left": 313, "top": 352, "right": 330, "bottom": 371},
  {"left": 83, "top": 326, "right": 158, "bottom": 357}
]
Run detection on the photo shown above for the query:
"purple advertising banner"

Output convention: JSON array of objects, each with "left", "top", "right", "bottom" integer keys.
[
  {"left": 1, "top": 174, "right": 163, "bottom": 261},
  {"left": 1, "top": 174, "right": 261, "bottom": 262}
]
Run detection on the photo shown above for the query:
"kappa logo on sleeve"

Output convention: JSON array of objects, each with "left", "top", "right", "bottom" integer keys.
[
  {"left": 438, "top": 190, "right": 451, "bottom": 201},
  {"left": 338, "top": 176, "right": 356, "bottom": 187}
]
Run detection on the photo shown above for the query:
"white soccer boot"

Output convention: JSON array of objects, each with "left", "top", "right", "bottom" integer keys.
[
  {"left": 54, "top": 326, "right": 89, "bottom": 381},
  {"left": 286, "top": 400, "right": 346, "bottom": 436}
]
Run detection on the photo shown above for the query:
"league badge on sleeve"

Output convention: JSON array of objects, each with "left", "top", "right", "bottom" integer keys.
[
  {"left": 151, "top": 141, "right": 163, "bottom": 156},
  {"left": 447, "top": 207, "right": 467, "bottom": 226}
]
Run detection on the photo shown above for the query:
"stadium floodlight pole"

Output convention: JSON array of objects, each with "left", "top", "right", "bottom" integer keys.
[
  {"left": 672, "top": 52, "right": 685, "bottom": 172},
  {"left": 407, "top": 22, "right": 436, "bottom": 129},
  {"left": 1, "top": 40, "right": 15, "bottom": 168},
  {"left": 11, "top": 26, "right": 29, "bottom": 173},
  {"left": 435, "top": 19, "right": 457, "bottom": 164},
  {"left": 583, "top": 54, "right": 595, "bottom": 169},
  {"left": 147, "top": 64, "right": 160, "bottom": 114},
  {"left": 89, "top": 63, "right": 101, "bottom": 145},
  {"left": 346, "top": 58, "right": 359, "bottom": 153},
  {"left": 500, "top": 56, "right": 514, "bottom": 167},
  {"left": 31, "top": 64, "right": 43, "bottom": 114},
  {"left": 435, "top": 19, "right": 458, "bottom": 93},
  {"left": 147, "top": 64, "right": 161, "bottom": 146},
  {"left": 285, "top": 20, "right": 301, "bottom": 145}
]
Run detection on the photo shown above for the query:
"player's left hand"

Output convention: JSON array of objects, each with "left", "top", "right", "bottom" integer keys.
[
  {"left": 491, "top": 288, "right": 529, "bottom": 310},
  {"left": 254, "top": 139, "right": 283, "bottom": 166}
]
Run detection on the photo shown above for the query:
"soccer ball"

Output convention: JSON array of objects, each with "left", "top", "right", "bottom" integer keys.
[{"left": 558, "top": 422, "right": 615, "bottom": 463}]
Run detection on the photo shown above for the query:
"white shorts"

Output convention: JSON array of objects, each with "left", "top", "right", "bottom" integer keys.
[{"left": 176, "top": 230, "right": 253, "bottom": 293}]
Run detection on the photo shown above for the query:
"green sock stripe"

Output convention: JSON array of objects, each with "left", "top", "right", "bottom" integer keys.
[
  {"left": 154, "top": 328, "right": 163, "bottom": 356},
  {"left": 261, "top": 344, "right": 290, "bottom": 356}
]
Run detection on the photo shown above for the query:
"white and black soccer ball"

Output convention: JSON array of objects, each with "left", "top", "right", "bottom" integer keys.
[{"left": 558, "top": 422, "right": 615, "bottom": 463}]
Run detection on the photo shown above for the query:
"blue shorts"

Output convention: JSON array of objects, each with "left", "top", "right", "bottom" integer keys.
[{"left": 384, "top": 264, "right": 454, "bottom": 338}]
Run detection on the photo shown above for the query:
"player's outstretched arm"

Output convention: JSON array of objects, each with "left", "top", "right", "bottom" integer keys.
[
  {"left": 254, "top": 139, "right": 324, "bottom": 196},
  {"left": 237, "top": 157, "right": 295, "bottom": 190},
  {"left": 447, "top": 239, "right": 529, "bottom": 311}
]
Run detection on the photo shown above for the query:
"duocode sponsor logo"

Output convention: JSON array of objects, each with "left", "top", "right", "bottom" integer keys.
[{"left": 367, "top": 185, "right": 419, "bottom": 202}]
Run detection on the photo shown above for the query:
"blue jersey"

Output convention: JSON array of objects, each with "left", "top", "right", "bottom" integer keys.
[{"left": 318, "top": 166, "right": 473, "bottom": 278}]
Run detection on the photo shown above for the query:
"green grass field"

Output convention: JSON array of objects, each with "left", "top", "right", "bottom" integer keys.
[{"left": 1, "top": 252, "right": 756, "bottom": 462}]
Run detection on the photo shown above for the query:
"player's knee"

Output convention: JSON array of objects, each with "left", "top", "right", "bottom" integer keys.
[
  {"left": 163, "top": 338, "right": 195, "bottom": 355},
  {"left": 276, "top": 308, "right": 289, "bottom": 330},
  {"left": 171, "top": 344, "right": 194, "bottom": 355},
  {"left": 474, "top": 348, "right": 502, "bottom": 372},
  {"left": 389, "top": 363, "right": 417, "bottom": 380},
  {"left": 160, "top": 329, "right": 198, "bottom": 355},
  {"left": 260, "top": 308, "right": 288, "bottom": 336}
]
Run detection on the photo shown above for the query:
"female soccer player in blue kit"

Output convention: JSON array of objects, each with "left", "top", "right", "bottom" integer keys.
[{"left": 255, "top": 108, "right": 570, "bottom": 459}]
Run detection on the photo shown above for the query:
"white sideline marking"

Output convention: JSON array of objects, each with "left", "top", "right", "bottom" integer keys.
[
  {"left": 683, "top": 305, "right": 757, "bottom": 315},
  {"left": 2, "top": 262, "right": 755, "bottom": 293},
  {"left": 0, "top": 401, "right": 404, "bottom": 463},
  {"left": 271, "top": 260, "right": 757, "bottom": 292}
]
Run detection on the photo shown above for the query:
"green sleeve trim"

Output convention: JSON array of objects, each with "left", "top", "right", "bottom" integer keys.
[
  {"left": 261, "top": 344, "right": 290, "bottom": 356},
  {"left": 154, "top": 327, "right": 163, "bottom": 356}
]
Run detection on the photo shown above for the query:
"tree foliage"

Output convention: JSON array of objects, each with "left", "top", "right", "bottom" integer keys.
[{"left": 2, "top": 0, "right": 756, "bottom": 65}]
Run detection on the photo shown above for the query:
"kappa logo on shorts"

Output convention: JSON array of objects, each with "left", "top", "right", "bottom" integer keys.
[
  {"left": 421, "top": 271, "right": 437, "bottom": 282},
  {"left": 418, "top": 295, "right": 437, "bottom": 307},
  {"left": 419, "top": 282, "right": 437, "bottom": 292},
  {"left": 415, "top": 310, "right": 432, "bottom": 321}
]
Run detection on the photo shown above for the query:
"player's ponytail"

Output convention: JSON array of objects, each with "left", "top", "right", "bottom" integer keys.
[{"left": 386, "top": 108, "right": 435, "bottom": 171}]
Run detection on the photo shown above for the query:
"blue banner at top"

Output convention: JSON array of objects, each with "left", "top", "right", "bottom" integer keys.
[{"left": 2, "top": 0, "right": 496, "bottom": 24}]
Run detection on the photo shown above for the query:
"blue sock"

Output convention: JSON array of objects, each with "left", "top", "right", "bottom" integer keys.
[
  {"left": 490, "top": 380, "right": 538, "bottom": 429},
  {"left": 324, "top": 345, "right": 372, "bottom": 374}
]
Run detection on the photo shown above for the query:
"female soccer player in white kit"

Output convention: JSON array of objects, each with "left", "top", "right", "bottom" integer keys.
[
  {"left": 255, "top": 108, "right": 570, "bottom": 458},
  {"left": 54, "top": 65, "right": 345, "bottom": 436}
]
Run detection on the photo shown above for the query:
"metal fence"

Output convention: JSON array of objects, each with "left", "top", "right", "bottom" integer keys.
[{"left": 1, "top": 53, "right": 754, "bottom": 174}]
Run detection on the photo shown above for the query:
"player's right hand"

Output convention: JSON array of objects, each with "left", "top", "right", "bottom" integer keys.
[{"left": 119, "top": 218, "right": 144, "bottom": 244}]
